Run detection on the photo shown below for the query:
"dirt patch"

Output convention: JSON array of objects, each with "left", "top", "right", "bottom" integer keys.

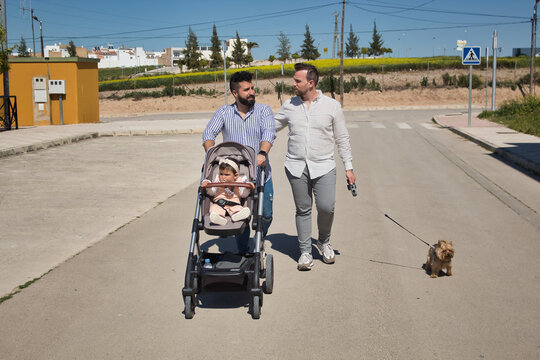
[{"left": 99, "top": 68, "right": 530, "bottom": 117}]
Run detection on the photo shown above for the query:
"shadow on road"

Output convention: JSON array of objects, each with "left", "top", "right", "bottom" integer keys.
[
  {"left": 195, "top": 282, "right": 251, "bottom": 310},
  {"left": 265, "top": 233, "right": 299, "bottom": 261},
  {"left": 488, "top": 143, "right": 540, "bottom": 181}
]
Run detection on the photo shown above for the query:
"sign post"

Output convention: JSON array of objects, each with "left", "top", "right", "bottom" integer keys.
[{"left": 462, "top": 46, "right": 481, "bottom": 127}]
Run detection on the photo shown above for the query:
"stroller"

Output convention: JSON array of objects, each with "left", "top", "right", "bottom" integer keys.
[{"left": 182, "top": 142, "right": 274, "bottom": 319}]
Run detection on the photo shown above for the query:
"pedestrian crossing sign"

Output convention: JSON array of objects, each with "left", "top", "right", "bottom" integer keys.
[{"left": 462, "top": 46, "right": 481, "bottom": 65}]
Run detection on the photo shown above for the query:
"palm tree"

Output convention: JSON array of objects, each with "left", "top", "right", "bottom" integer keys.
[{"left": 246, "top": 41, "right": 259, "bottom": 55}]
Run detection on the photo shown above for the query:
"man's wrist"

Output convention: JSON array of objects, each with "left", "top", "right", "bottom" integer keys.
[{"left": 258, "top": 150, "right": 267, "bottom": 156}]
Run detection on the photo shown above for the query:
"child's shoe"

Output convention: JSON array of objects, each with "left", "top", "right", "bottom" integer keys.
[
  {"left": 210, "top": 212, "right": 227, "bottom": 225},
  {"left": 231, "top": 207, "right": 250, "bottom": 222}
]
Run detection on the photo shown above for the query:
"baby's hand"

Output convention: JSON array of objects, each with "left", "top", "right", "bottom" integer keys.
[{"left": 201, "top": 179, "right": 210, "bottom": 186}]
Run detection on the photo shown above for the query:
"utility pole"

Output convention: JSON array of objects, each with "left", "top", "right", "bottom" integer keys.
[
  {"left": 485, "top": 47, "right": 489, "bottom": 110},
  {"left": 31, "top": 8, "right": 35, "bottom": 56},
  {"left": 530, "top": 0, "right": 539, "bottom": 95},
  {"left": 332, "top": 12, "right": 339, "bottom": 59},
  {"left": 32, "top": 14, "right": 43, "bottom": 57},
  {"left": 339, "top": 0, "right": 345, "bottom": 106},
  {"left": 492, "top": 30, "right": 498, "bottom": 111},
  {"left": 171, "top": 48, "right": 174, "bottom": 96},
  {"left": 21, "top": 6, "right": 35, "bottom": 56},
  {"left": 223, "top": 40, "right": 227, "bottom": 105},
  {"left": 1, "top": 0, "right": 10, "bottom": 130}
]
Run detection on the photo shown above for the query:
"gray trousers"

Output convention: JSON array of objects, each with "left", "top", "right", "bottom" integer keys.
[{"left": 286, "top": 166, "right": 336, "bottom": 254}]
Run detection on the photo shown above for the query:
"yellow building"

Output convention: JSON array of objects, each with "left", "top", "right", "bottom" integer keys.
[{"left": 0, "top": 57, "right": 100, "bottom": 126}]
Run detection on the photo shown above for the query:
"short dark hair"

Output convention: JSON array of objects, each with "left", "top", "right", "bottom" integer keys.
[
  {"left": 294, "top": 63, "right": 319, "bottom": 86},
  {"left": 230, "top": 71, "right": 253, "bottom": 93}
]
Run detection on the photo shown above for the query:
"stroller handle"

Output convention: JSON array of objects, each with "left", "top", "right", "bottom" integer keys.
[{"left": 201, "top": 182, "right": 255, "bottom": 190}]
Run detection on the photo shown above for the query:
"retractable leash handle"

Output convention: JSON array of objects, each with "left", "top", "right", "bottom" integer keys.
[{"left": 347, "top": 182, "right": 357, "bottom": 197}]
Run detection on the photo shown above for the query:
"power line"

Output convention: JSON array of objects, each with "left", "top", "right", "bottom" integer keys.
[
  {"left": 384, "top": 0, "right": 438, "bottom": 15},
  {"left": 348, "top": 1, "right": 529, "bottom": 20},
  {"left": 38, "top": 19, "right": 528, "bottom": 47},
  {"left": 36, "top": 2, "right": 341, "bottom": 40},
  {"left": 350, "top": 3, "right": 473, "bottom": 25}
]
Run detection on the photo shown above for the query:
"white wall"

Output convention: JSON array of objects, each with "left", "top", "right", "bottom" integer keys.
[{"left": 93, "top": 46, "right": 160, "bottom": 69}]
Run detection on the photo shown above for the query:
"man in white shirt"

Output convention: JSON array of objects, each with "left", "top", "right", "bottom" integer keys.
[{"left": 275, "top": 63, "right": 356, "bottom": 270}]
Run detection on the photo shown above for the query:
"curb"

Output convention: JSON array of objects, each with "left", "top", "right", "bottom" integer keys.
[
  {"left": 0, "top": 128, "right": 205, "bottom": 159},
  {"left": 432, "top": 117, "right": 540, "bottom": 176}
]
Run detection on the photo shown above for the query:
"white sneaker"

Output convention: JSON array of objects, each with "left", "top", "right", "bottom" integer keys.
[
  {"left": 209, "top": 212, "right": 227, "bottom": 226},
  {"left": 297, "top": 253, "right": 314, "bottom": 271},
  {"left": 315, "top": 242, "right": 335, "bottom": 264},
  {"left": 231, "top": 207, "right": 250, "bottom": 222}
]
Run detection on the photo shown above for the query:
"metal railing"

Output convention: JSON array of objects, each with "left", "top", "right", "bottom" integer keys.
[{"left": 0, "top": 96, "right": 18, "bottom": 131}]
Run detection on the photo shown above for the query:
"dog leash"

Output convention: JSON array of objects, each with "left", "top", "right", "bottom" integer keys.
[
  {"left": 384, "top": 214, "right": 433, "bottom": 248},
  {"left": 345, "top": 183, "right": 433, "bottom": 249}
]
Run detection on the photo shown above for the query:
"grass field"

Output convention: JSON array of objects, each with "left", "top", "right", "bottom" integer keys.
[
  {"left": 98, "top": 56, "right": 539, "bottom": 92},
  {"left": 479, "top": 96, "right": 540, "bottom": 137}
]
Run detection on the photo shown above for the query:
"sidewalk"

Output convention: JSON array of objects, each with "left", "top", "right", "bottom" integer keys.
[
  {"left": 0, "top": 118, "right": 209, "bottom": 158},
  {"left": 432, "top": 113, "right": 540, "bottom": 176}
]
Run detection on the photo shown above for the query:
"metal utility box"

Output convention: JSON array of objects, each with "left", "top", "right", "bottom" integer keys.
[
  {"left": 33, "top": 77, "right": 48, "bottom": 103},
  {"left": 31, "top": 76, "right": 50, "bottom": 124},
  {"left": 48, "top": 80, "right": 66, "bottom": 95}
]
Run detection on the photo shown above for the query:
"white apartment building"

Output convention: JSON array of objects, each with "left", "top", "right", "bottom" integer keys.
[
  {"left": 44, "top": 43, "right": 89, "bottom": 58},
  {"left": 42, "top": 37, "right": 248, "bottom": 69},
  {"left": 88, "top": 45, "right": 164, "bottom": 69},
  {"left": 44, "top": 44, "right": 68, "bottom": 57},
  {"left": 162, "top": 38, "right": 249, "bottom": 67}
]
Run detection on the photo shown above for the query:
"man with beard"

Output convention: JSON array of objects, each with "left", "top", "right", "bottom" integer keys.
[
  {"left": 203, "top": 71, "right": 276, "bottom": 253},
  {"left": 275, "top": 63, "right": 356, "bottom": 271}
]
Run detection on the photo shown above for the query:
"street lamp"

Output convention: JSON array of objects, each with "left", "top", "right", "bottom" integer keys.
[{"left": 31, "top": 14, "right": 43, "bottom": 57}]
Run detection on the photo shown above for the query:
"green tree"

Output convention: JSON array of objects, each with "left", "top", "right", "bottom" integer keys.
[
  {"left": 67, "top": 40, "right": 77, "bottom": 57},
  {"left": 183, "top": 27, "right": 202, "bottom": 70},
  {"left": 209, "top": 24, "right": 223, "bottom": 68},
  {"left": 268, "top": 55, "right": 276, "bottom": 64},
  {"left": 292, "top": 52, "right": 300, "bottom": 62},
  {"left": 345, "top": 24, "right": 360, "bottom": 58},
  {"left": 276, "top": 31, "right": 291, "bottom": 62},
  {"left": 0, "top": 25, "right": 11, "bottom": 73},
  {"left": 369, "top": 20, "right": 384, "bottom": 56},
  {"left": 300, "top": 24, "right": 320, "bottom": 60},
  {"left": 17, "top": 36, "right": 30, "bottom": 57},
  {"left": 246, "top": 41, "right": 259, "bottom": 55},
  {"left": 231, "top": 31, "right": 246, "bottom": 67},
  {"left": 360, "top": 47, "right": 369, "bottom": 58},
  {"left": 244, "top": 53, "right": 254, "bottom": 66}
]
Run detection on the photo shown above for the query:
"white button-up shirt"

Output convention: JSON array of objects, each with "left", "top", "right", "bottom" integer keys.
[{"left": 275, "top": 90, "right": 353, "bottom": 179}]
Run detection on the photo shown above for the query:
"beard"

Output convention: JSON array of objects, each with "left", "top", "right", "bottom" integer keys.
[
  {"left": 294, "top": 87, "right": 306, "bottom": 98},
  {"left": 238, "top": 94, "right": 255, "bottom": 107}
]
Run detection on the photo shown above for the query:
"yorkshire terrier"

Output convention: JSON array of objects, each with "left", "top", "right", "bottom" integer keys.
[{"left": 425, "top": 240, "right": 454, "bottom": 278}]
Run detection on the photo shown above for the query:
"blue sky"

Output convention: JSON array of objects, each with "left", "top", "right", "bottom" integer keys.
[{"left": 3, "top": 0, "right": 535, "bottom": 59}]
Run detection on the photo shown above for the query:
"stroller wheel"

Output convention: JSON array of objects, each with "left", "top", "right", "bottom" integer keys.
[
  {"left": 252, "top": 295, "right": 261, "bottom": 319},
  {"left": 184, "top": 295, "right": 195, "bottom": 319},
  {"left": 264, "top": 254, "right": 274, "bottom": 294}
]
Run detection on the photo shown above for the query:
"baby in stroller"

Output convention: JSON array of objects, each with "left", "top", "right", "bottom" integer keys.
[
  {"left": 202, "top": 157, "right": 251, "bottom": 226},
  {"left": 182, "top": 142, "right": 273, "bottom": 319}
]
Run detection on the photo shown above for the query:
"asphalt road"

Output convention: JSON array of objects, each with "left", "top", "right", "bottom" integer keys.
[{"left": 1, "top": 110, "right": 539, "bottom": 359}]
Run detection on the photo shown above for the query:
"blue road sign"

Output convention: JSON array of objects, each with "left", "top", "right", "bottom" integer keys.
[{"left": 462, "top": 46, "right": 481, "bottom": 65}]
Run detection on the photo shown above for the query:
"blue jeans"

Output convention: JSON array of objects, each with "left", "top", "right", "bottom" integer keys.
[{"left": 235, "top": 177, "right": 273, "bottom": 253}]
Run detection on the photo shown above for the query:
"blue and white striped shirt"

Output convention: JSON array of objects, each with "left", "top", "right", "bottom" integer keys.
[{"left": 203, "top": 102, "right": 276, "bottom": 181}]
